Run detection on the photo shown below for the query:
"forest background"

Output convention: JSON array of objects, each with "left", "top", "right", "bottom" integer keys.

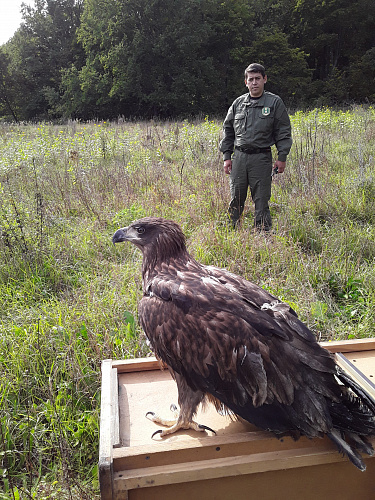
[{"left": 0, "top": 0, "right": 375, "bottom": 122}]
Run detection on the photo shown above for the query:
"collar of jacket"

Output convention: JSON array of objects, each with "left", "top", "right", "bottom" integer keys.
[{"left": 244, "top": 92, "right": 268, "bottom": 107}]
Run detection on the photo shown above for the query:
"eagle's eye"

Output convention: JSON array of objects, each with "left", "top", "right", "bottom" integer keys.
[{"left": 136, "top": 226, "right": 145, "bottom": 234}]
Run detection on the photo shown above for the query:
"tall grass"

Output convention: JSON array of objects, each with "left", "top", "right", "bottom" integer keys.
[{"left": 0, "top": 108, "right": 375, "bottom": 497}]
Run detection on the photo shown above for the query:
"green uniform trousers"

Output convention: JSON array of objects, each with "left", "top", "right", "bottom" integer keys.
[{"left": 228, "top": 149, "right": 273, "bottom": 229}]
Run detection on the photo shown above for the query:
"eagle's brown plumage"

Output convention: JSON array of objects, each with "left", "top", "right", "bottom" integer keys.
[{"left": 113, "top": 217, "right": 375, "bottom": 470}]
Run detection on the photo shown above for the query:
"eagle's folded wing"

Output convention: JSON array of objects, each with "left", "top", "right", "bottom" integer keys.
[{"left": 139, "top": 272, "right": 337, "bottom": 414}]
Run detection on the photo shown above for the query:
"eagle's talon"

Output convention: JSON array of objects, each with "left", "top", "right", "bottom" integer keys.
[
  {"left": 198, "top": 424, "right": 217, "bottom": 435},
  {"left": 151, "top": 429, "right": 164, "bottom": 439},
  {"left": 146, "top": 411, "right": 155, "bottom": 419}
]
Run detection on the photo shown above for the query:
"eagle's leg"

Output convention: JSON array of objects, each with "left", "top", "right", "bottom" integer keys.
[{"left": 146, "top": 373, "right": 215, "bottom": 437}]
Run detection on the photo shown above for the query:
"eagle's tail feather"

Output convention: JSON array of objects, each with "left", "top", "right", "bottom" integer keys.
[
  {"left": 325, "top": 366, "right": 375, "bottom": 470},
  {"left": 336, "top": 366, "right": 375, "bottom": 414},
  {"left": 346, "top": 431, "right": 374, "bottom": 456},
  {"left": 327, "top": 429, "right": 367, "bottom": 471}
]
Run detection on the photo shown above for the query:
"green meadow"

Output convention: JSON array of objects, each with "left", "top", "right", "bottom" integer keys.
[{"left": 1, "top": 107, "right": 375, "bottom": 498}]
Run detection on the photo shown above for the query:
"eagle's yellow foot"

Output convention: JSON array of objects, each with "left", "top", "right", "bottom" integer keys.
[
  {"left": 146, "top": 404, "right": 179, "bottom": 428},
  {"left": 146, "top": 404, "right": 216, "bottom": 438}
]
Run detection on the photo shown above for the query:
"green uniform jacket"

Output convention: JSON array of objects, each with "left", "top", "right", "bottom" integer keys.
[{"left": 219, "top": 91, "right": 292, "bottom": 162}]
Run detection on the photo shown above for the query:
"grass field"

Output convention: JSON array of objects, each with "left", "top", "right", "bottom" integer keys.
[{"left": 1, "top": 107, "right": 375, "bottom": 498}]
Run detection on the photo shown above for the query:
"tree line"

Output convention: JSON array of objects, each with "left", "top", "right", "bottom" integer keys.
[{"left": 0, "top": 0, "right": 374, "bottom": 121}]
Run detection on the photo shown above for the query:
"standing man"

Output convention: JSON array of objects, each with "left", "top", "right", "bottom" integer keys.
[{"left": 220, "top": 63, "right": 292, "bottom": 231}]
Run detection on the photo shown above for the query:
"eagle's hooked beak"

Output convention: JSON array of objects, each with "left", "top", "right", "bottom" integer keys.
[{"left": 112, "top": 227, "right": 129, "bottom": 244}]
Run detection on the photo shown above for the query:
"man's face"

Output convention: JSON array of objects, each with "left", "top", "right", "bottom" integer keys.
[{"left": 245, "top": 72, "right": 267, "bottom": 97}]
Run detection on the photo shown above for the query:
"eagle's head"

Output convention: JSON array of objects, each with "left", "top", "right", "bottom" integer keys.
[{"left": 113, "top": 217, "right": 187, "bottom": 264}]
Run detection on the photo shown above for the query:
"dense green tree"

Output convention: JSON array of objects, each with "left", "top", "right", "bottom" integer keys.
[
  {"left": 290, "top": 0, "right": 375, "bottom": 102},
  {"left": 62, "top": 0, "right": 256, "bottom": 118},
  {"left": 0, "top": 51, "right": 20, "bottom": 121},
  {"left": 3, "top": 0, "right": 83, "bottom": 119},
  {"left": 349, "top": 48, "right": 375, "bottom": 103}
]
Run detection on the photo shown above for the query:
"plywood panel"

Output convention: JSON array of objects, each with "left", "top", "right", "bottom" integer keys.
[
  {"left": 126, "top": 459, "right": 375, "bottom": 500},
  {"left": 344, "top": 350, "right": 375, "bottom": 379}
]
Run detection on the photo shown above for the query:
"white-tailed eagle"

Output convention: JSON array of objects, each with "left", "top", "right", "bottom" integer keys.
[{"left": 113, "top": 217, "right": 375, "bottom": 470}]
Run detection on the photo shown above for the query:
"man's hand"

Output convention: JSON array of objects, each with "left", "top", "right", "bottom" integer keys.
[
  {"left": 274, "top": 160, "right": 286, "bottom": 173},
  {"left": 224, "top": 159, "right": 232, "bottom": 174}
]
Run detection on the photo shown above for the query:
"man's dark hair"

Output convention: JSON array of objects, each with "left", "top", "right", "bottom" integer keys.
[{"left": 244, "top": 63, "right": 266, "bottom": 78}]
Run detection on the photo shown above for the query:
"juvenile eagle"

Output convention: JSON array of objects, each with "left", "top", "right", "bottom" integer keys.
[{"left": 113, "top": 217, "right": 375, "bottom": 470}]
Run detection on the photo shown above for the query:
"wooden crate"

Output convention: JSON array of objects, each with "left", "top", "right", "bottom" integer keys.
[{"left": 99, "top": 339, "right": 375, "bottom": 500}]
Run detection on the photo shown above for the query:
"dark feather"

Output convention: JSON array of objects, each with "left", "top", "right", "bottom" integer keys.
[{"left": 113, "top": 217, "right": 375, "bottom": 470}]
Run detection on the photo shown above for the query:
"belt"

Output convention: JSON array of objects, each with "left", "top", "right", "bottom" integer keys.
[{"left": 235, "top": 146, "right": 271, "bottom": 154}]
